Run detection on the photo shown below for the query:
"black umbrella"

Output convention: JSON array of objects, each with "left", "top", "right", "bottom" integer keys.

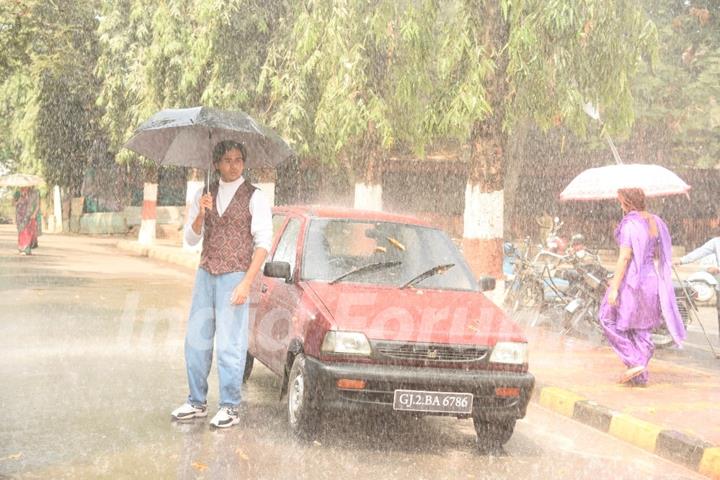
[{"left": 123, "top": 107, "right": 294, "bottom": 172}]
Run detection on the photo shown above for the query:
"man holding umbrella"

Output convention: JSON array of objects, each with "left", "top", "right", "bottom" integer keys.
[{"left": 171, "top": 140, "right": 272, "bottom": 428}]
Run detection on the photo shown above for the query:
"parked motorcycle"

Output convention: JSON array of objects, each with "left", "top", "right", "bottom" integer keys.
[
  {"left": 504, "top": 240, "right": 586, "bottom": 331},
  {"left": 542, "top": 216, "right": 585, "bottom": 252},
  {"left": 685, "top": 257, "right": 718, "bottom": 304},
  {"left": 562, "top": 256, "right": 698, "bottom": 348}
]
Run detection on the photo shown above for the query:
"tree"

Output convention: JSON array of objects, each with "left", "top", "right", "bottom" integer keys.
[
  {"left": 429, "top": 0, "right": 657, "bottom": 277},
  {"left": 0, "top": 0, "right": 104, "bottom": 195},
  {"left": 261, "top": 0, "right": 440, "bottom": 209},
  {"left": 633, "top": 0, "right": 720, "bottom": 169}
]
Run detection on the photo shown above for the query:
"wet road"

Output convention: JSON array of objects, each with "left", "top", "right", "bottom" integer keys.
[{"left": 0, "top": 226, "right": 706, "bottom": 479}]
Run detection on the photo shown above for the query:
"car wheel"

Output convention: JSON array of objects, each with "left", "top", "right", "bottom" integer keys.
[
  {"left": 473, "top": 417, "right": 516, "bottom": 450},
  {"left": 243, "top": 352, "right": 254, "bottom": 383},
  {"left": 287, "top": 354, "right": 321, "bottom": 438}
]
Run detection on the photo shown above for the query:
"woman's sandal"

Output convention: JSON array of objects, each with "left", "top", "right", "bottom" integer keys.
[{"left": 619, "top": 366, "right": 645, "bottom": 384}]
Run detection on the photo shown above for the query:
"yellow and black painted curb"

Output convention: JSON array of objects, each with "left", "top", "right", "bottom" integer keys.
[{"left": 533, "top": 384, "right": 720, "bottom": 479}]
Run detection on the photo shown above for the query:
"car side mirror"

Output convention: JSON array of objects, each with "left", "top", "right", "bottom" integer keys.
[
  {"left": 478, "top": 276, "right": 496, "bottom": 292},
  {"left": 264, "top": 261, "right": 292, "bottom": 283}
]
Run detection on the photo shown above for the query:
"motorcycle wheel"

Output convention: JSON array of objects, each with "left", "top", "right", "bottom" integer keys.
[
  {"left": 688, "top": 280, "right": 716, "bottom": 304},
  {"left": 567, "top": 301, "right": 604, "bottom": 344},
  {"left": 512, "top": 280, "right": 544, "bottom": 312},
  {"left": 503, "top": 276, "right": 522, "bottom": 309},
  {"left": 650, "top": 329, "right": 674, "bottom": 349}
]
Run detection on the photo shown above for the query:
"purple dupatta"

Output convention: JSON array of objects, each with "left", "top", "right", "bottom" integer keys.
[{"left": 616, "top": 212, "right": 686, "bottom": 347}]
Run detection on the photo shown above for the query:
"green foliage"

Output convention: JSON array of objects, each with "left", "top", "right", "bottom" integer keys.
[
  {"left": 506, "top": 0, "right": 657, "bottom": 137},
  {"left": 96, "top": 0, "right": 284, "bottom": 168},
  {"left": 96, "top": 0, "right": 181, "bottom": 163},
  {"left": 184, "top": 0, "right": 283, "bottom": 110},
  {"left": 0, "top": 0, "right": 103, "bottom": 194},
  {"left": 261, "top": 0, "right": 440, "bottom": 170},
  {"left": 634, "top": 0, "right": 720, "bottom": 168},
  {"left": 431, "top": 0, "right": 656, "bottom": 146},
  {"left": 2, "top": 0, "right": 711, "bottom": 199}
]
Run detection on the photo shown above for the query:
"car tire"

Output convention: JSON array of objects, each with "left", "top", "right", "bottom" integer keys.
[
  {"left": 473, "top": 418, "right": 516, "bottom": 450},
  {"left": 243, "top": 352, "right": 254, "bottom": 383},
  {"left": 287, "top": 354, "right": 321, "bottom": 438}
]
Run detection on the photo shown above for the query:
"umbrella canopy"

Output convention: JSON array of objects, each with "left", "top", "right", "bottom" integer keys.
[
  {"left": 560, "top": 164, "right": 691, "bottom": 201},
  {"left": 0, "top": 173, "right": 45, "bottom": 188},
  {"left": 123, "top": 107, "right": 294, "bottom": 170}
]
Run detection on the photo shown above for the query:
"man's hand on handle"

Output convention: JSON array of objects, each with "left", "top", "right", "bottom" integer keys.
[{"left": 192, "top": 193, "right": 213, "bottom": 235}]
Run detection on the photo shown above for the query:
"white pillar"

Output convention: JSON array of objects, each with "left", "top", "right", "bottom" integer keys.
[
  {"left": 183, "top": 180, "right": 205, "bottom": 252},
  {"left": 354, "top": 182, "right": 382, "bottom": 211},
  {"left": 138, "top": 182, "right": 157, "bottom": 245},
  {"left": 53, "top": 185, "right": 62, "bottom": 233}
]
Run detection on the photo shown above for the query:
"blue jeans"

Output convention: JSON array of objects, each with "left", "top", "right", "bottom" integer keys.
[{"left": 185, "top": 268, "right": 249, "bottom": 408}]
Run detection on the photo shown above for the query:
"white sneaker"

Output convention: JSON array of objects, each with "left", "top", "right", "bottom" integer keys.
[
  {"left": 171, "top": 403, "right": 208, "bottom": 420},
  {"left": 210, "top": 407, "right": 240, "bottom": 428}
]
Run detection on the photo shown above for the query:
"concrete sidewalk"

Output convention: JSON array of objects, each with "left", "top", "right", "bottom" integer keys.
[
  {"left": 528, "top": 329, "right": 719, "bottom": 478},
  {"left": 115, "top": 238, "right": 720, "bottom": 479}
]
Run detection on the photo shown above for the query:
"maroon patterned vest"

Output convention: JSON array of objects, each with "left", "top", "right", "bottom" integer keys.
[{"left": 199, "top": 180, "right": 256, "bottom": 275}]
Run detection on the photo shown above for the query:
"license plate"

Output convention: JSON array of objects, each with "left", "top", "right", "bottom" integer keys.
[{"left": 393, "top": 390, "right": 473, "bottom": 414}]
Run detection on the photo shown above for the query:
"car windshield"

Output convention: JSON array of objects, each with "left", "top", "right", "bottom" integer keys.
[{"left": 302, "top": 219, "right": 478, "bottom": 290}]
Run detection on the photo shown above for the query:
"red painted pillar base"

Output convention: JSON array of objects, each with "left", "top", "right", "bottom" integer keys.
[{"left": 462, "top": 237, "right": 503, "bottom": 280}]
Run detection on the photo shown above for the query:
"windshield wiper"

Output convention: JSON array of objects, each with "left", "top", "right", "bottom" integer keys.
[
  {"left": 400, "top": 263, "right": 455, "bottom": 289},
  {"left": 328, "top": 261, "right": 402, "bottom": 285}
]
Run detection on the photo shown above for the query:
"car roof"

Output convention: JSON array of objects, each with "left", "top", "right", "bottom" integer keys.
[{"left": 272, "top": 205, "right": 432, "bottom": 227}]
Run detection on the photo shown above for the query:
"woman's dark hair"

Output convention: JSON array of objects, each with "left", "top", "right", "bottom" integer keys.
[
  {"left": 618, "top": 188, "right": 646, "bottom": 212},
  {"left": 619, "top": 187, "right": 658, "bottom": 237},
  {"left": 212, "top": 140, "right": 247, "bottom": 164}
]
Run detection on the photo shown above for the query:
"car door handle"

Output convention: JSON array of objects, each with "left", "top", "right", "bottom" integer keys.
[{"left": 261, "top": 284, "right": 268, "bottom": 293}]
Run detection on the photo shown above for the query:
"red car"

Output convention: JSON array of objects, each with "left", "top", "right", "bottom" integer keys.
[{"left": 245, "top": 206, "right": 534, "bottom": 449}]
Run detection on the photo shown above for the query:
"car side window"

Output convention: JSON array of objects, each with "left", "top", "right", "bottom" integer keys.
[
  {"left": 272, "top": 218, "right": 301, "bottom": 274},
  {"left": 272, "top": 214, "right": 287, "bottom": 236}
]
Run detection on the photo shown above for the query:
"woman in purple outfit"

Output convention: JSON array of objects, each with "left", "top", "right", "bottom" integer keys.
[{"left": 599, "top": 188, "right": 686, "bottom": 385}]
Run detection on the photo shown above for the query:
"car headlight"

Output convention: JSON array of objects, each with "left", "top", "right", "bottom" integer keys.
[
  {"left": 489, "top": 342, "right": 528, "bottom": 365},
  {"left": 321, "top": 331, "right": 372, "bottom": 356}
]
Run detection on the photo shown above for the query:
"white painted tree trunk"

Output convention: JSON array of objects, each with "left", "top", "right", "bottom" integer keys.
[
  {"left": 462, "top": 184, "right": 504, "bottom": 305},
  {"left": 463, "top": 185, "right": 503, "bottom": 240},
  {"left": 183, "top": 180, "right": 205, "bottom": 252},
  {"left": 254, "top": 182, "right": 276, "bottom": 206},
  {"left": 354, "top": 182, "right": 382, "bottom": 211},
  {"left": 138, "top": 182, "right": 157, "bottom": 245}
]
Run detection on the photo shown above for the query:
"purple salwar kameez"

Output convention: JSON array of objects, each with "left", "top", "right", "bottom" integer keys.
[{"left": 598, "top": 212, "right": 686, "bottom": 384}]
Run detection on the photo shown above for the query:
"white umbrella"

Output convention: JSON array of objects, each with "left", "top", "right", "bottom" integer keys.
[
  {"left": 560, "top": 164, "right": 691, "bottom": 201},
  {"left": 0, "top": 173, "right": 45, "bottom": 188}
]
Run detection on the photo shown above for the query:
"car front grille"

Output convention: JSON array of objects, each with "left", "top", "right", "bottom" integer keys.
[{"left": 372, "top": 341, "right": 489, "bottom": 364}]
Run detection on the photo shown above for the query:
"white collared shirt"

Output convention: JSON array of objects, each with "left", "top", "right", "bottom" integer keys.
[{"left": 184, "top": 176, "right": 273, "bottom": 253}]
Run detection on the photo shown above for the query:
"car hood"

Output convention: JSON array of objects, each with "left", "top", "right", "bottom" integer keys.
[{"left": 304, "top": 281, "right": 526, "bottom": 346}]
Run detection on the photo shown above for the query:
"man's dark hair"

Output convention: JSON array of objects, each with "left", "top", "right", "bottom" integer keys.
[{"left": 212, "top": 140, "right": 247, "bottom": 164}]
